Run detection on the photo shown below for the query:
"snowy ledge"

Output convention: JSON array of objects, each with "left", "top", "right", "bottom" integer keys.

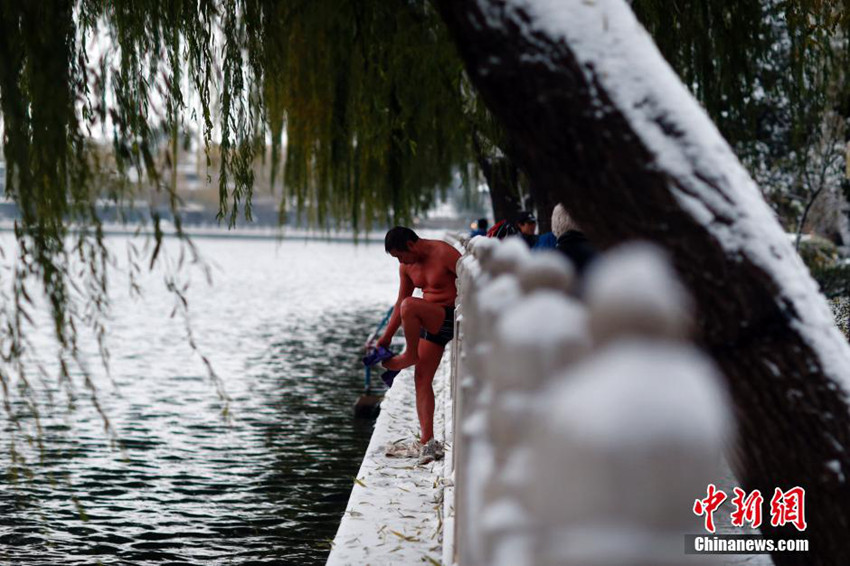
[{"left": 326, "top": 351, "right": 454, "bottom": 566}]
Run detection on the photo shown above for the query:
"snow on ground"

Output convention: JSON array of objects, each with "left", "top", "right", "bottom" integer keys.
[{"left": 326, "top": 353, "right": 452, "bottom": 566}]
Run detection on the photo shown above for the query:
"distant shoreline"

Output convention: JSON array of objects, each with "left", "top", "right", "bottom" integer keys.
[
  {"left": 0, "top": 220, "right": 460, "bottom": 244},
  {"left": 0, "top": 221, "right": 388, "bottom": 244}
]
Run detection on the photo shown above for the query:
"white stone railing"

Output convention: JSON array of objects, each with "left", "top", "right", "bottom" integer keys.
[{"left": 446, "top": 234, "right": 732, "bottom": 566}]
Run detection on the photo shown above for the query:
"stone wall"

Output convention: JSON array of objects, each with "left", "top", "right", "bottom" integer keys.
[{"left": 446, "top": 234, "right": 732, "bottom": 566}]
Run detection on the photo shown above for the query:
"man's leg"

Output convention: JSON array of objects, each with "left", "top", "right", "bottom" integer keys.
[
  {"left": 383, "top": 297, "right": 444, "bottom": 371},
  {"left": 413, "top": 338, "right": 445, "bottom": 445}
]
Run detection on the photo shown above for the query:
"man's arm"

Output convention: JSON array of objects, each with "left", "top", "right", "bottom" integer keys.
[
  {"left": 441, "top": 242, "right": 462, "bottom": 279},
  {"left": 376, "top": 265, "right": 414, "bottom": 348},
  {"left": 446, "top": 246, "right": 461, "bottom": 277}
]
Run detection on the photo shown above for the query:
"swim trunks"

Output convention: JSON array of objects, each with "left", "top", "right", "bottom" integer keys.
[{"left": 420, "top": 306, "right": 455, "bottom": 347}]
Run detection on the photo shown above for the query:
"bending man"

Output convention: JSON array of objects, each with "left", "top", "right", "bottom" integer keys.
[{"left": 377, "top": 226, "right": 460, "bottom": 464}]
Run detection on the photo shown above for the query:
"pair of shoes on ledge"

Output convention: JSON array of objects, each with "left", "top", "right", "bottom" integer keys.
[
  {"left": 417, "top": 438, "right": 444, "bottom": 466},
  {"left": 385, "top": 440, "right": 422, "bottom": 459},
  {"left": 384, "top": 438, "right": 445, "bottom": 466}
]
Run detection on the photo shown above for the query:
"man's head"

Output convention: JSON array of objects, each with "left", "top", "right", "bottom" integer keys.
[
  {"left": 514, "top": 211, "right": 537, "bottom": 236},
  {"left": 385, "top": 226, "right": 420, "bottom": 264},
  {"left": 477, "top": 218, "right": 488, "bottom": 231}
]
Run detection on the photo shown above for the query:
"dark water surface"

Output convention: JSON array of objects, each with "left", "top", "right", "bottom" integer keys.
[{"left": 0, "top": 236, "right": 397, "bottom": 565}]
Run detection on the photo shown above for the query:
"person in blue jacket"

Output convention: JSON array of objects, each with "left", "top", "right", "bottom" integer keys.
[
  {"left": 514, "top": 211, "right": 556, "bottom": 249},
  {"left": 470, "top": 218, "right": 488, "bottom": 237}
]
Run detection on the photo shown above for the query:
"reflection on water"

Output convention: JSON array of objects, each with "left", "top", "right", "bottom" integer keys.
[{"left": 0, "top": 236, "right": 397, "bottom": 565}]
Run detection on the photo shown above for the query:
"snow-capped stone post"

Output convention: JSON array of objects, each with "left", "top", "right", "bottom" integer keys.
[
  {"left": 528, "top": 244, "right": 730, "bottom": 566},
  {"left": 451, "top": 234, "right": 484, "bottom": 466},
  {"left": 451, "top": 235, "right": 486, "bottom": 565},
  {"left": 436, "top": 1, "right": 850, "bottom": 562},
  {"left": 450, "top": 239, "right": 732, "bottom": 565},
  {"left": 453, "top": 235, "right": 532, "bottom": 565},
  {"left": 479, "top": 278, "right": 590, "bottom": 565},
  {"left": 482, "top": 254, "right": 586, "bottom": 483}
]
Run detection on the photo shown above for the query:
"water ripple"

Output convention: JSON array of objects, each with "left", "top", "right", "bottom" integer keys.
[{"left": 0, "top": 237, "right": 396, "bottom": 565}]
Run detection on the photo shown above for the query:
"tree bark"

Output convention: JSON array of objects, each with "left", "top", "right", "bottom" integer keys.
[
  {"left": 527, "top": 181, "right": 556, "bottom": 233},
  {"left": 436, "top": 1, "right": 850, "bottom": 564},
  {"left": 472, "top": 132, "right": 523, "bottom": 223},
  {"left": 483, "top": 156, "right": 522, "bottom": 223}
]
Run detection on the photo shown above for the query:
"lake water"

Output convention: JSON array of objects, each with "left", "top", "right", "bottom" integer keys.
[{"left": 0, "top": 235, "right": 398, "bottom": 565}]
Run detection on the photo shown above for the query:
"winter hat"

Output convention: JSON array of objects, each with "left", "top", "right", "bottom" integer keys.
[
  {"left": 551, "top": 203, "right": 580, "bottom": 238},
  {"left": 514, "top": 210, "right": 537, "bottom": 224}
]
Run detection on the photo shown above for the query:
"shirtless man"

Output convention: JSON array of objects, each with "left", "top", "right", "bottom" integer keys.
[{"left": 376, "top": 226, "right": 461, "bottom": 464}]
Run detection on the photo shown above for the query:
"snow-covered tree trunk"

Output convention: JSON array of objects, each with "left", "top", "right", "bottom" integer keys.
[
  {"left": 435, "top": 1, "right": 850, "bottom": 563},
  {"left": 477, "top": 153, "right": 522, "bottom": 223}
]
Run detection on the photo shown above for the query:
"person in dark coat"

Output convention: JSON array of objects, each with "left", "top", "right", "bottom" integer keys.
[
  {"left": 511, "top": 210, "right": 536, "bottom": 247},
  {"left": 551, "top": 203, "right": 598, "bottom": 274}
]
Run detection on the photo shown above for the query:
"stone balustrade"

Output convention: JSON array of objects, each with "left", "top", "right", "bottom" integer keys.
[{"left": 447, "top": 234, "right": 731, "bottom": 566}]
